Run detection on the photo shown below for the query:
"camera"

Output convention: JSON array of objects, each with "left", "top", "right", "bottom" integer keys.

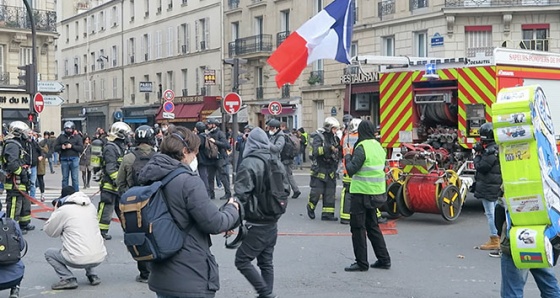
[{"left": 473, "top": 142, "right": 484, "bottom": 153}]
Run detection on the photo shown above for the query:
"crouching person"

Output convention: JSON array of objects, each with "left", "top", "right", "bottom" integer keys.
[
  {"left": 44, "top": 186, "right": 107, "bottom": 290},
  {"left": 0, "top": 211, "right": 25, "bottom": 298}
]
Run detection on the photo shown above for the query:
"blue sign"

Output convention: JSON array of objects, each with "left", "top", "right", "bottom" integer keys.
[
  {"left": 163, "top": 101, "right": 175, "bottom": 113},
  {"left": 113, "top": 110, "right": 123, "bottom": 120},
  {"left": 331, "top": 106, "right": 337, "bottom": 116},
  {"left": 426, "top": 63, "right": 436, "bottom": 75},
  {"left": 431, "top": 32, "right": 444, "bottom": 47}
]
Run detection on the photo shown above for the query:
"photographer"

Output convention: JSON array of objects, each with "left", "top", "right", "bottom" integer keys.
[
  {"left": 236, "top": 125, "right": 253, "bottom": 171},
  {"left": 54, "top": 122, "right": 83, "bottom": 192},
  {"left": 473, "top": 122, "right": 502, "bottom": 251}
]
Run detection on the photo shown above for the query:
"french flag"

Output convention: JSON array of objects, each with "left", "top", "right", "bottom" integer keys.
[{"left": 267, "top": 0, "right": 354, "bottom": 88}]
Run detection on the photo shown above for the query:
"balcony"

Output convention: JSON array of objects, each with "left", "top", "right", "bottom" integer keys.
[
  {"left": 343, "top": 65, "right": 360, "bottom": 75},
  {"left": 308, "top": 70, "right": 324, "bottom": 85},
  {"left": 276, "top": 31, "right": 290, "bottom": 47},
  {"left": 182, "top": 88, "right": 188, "bottom": 96},
  {"left": 521, "top": 39, "right": 549, "bottom": 51},
  {"left": 256, "top": 87, "right": 264, "bottom": 99},
  {"left": 466, "top": 46, "right": 494, "bottom": 57},
  {"left": 228, "top": 34, "right": 273, "bottom": 57},
  {"left": 281, "top": 84, "right": 290, "bottom": 98},
  {"left": 444, "top": 0, "right": 558, "bottom": 7},
  {"left": 378, "top": 0, "right": 395, "bottom": 19},
  {"left": 410, "top": 0, "right": 428, "bottom": 10},
  {"left": 228, "top": 0, "right": 240, "bottom": 9},
  {"left": 0, "top": 5, "right": 57, "bottom": 32}
]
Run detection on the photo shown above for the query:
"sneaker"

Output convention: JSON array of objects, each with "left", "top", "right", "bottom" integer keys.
[
  {"left": 87, "top": 275, "right": 101, "bottom": 286},
  {"left": 489, "top": 250, "right": 502, "bottom": 258},
  {"left": 40, "top": 194, "right": 45, "bottom": 202},
  {"left": 292, "top": 191, "right": 301, "bottom": 199},
  {"left": 22, "top": 224, "right": 35, "bottom": 231},
  {"left": 135, "top": 275, "right": 149, "bottom": 283},
  {"left": 101, "top": 233, "right": 112, "bottom": 240},
  {"left": 9, "top": 286, "right": 19, "bottom": 298},
  {"left": 51, "top": 278, "right": 78, "bottom": 290}
]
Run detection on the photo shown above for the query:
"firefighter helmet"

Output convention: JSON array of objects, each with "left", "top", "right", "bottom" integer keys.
[
  {"left": 135, "top": 125, "right": 155, "bottom": 145},
  {"left": 479, "top": 122, "right": 494, "bottom": 142},
  {"left": 63, "top": 121, "right": 76, "bottom": 130},
  {"left": 323, "top": 117, "right": 341, "bottom": 130},
  {"left": 8, "top": 121, "right": 30, "bottom": 139},
  {"left": 348, "top": 118, "right": 362, "bottom": 133},
  {"left": 109, "top": 122, "right": 132, "bottom": 140}
]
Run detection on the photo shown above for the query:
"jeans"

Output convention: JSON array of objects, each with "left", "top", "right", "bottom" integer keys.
[
  {"left": 294, "top": 153, "right": 302, "bottom": 166},
  {"left": 52, "top": 152, "right": 59, "bottom": 165},
  {"left": 45, "top": 248, "right": 99, "bottom": 279},
  {"left": 481, "top": 199, "right": 498, "bottom": 236},
  {"left": 47, "top": 156, "right": 54, "bottom": 173},
  {"left": 61, "top": 157, "right": 80, "bottom": 192},
  {"left": 501, "top": 253, "right": 560, "bottom": 298},
  {"left": 235, "top": 223, "right": 277, "bottom": 297},
  {"left": 29, "top": 166, "right": 37, "bottom": 198}
]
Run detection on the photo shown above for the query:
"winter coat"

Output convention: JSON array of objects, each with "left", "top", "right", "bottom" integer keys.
[
  {"left": 3, "top": 137, "right": 30, "bottom": 190},
  {"left": 0, "top": 211, "right": 25, "bottom": 286},
  {"left": 117, "top": 143, "right": 155, "bottom": 193},
  {"left": 43, "top": 192, "right": 107, "bottom": 265},
  {"left": 269, "top": 130, "right": 285, "bottom": 161},
  {"left": 474, "top": 142, "right": 503, "bottom": 202},
  {"left": 37, "top": 141, "right": 48, "bottom": 176},
  {"left": 137, "top": 153, "right": 239, "bottom": 298},
  {"left": 310, "top": 129, "right": 341, "bottom": 179},
  {"left": 46, "top": 136, "right": 57, "bottom": 158},
  {"left": 196, "top": 132, "right": 212, "bottom": 167},
  {"left": 55, "top": 133, "right": 84, "bottom": 159},
  {"left": 207, "top": 128, "right": 230, "bottom": 166},
  {"left": 27, "top": 139, "right": 42, "bottom": 167},
  {"left": 79, "top": 143, "right": 92, "bottom": 167}
]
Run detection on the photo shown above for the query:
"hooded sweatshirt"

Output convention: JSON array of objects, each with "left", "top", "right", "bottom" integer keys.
[
  {"left": 345, "top": 120, "right": 382, "bottom": 177},
  {"left": 43, "top": 192, "right": 107, "bottom": 265}
]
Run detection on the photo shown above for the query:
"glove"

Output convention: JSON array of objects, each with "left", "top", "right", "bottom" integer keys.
[{"left": 473, "top": 142, "right": 484, "bottom": 153}]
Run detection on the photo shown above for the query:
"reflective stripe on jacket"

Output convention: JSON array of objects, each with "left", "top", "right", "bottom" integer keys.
[{"left": 349, "top": 140, "right": 386, "bottom": 195}]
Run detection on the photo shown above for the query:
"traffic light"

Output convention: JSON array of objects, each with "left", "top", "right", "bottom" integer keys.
[
  {"left": 18, "top": 64, "right": 34, "bottom": 94},
  {"left": 223, "top": 58, "right": 247, "bottom": 93},
  {"left": 27, "top": 112, "right": 36, "bottom": 124}
]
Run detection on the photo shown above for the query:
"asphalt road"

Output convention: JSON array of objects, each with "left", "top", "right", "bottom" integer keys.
[{"left": 5, "top": 166, "right": 555, "bottom": 298}]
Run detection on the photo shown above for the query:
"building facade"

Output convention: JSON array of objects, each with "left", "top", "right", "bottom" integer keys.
[
  {"left": 0, "top": 0, "right": 57, "bottom": 133},
  {"left": 57, "top": 0, "right": 224, "bottom": 136}
]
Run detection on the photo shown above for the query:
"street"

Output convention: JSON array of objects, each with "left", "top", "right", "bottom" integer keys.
[{"left": 5, "top": 166, "right": 553, "bottom": 298}]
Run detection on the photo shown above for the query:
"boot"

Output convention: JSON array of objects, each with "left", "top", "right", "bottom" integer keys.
[
  {"left": 9, "top": 286, "right": 19, "bottom": 298},
  {"left": 477, "top": 236, "right": 500, "bottom": 250}
]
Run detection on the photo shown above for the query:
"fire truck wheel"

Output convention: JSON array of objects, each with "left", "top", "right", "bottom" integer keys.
[
  {"left": 383, "top": 182, "right": 402, "bottom": 218},
  {"left": 395, "top": 184, "right": 414, "bottom": 217},
  {"left": 438, "top": 185, "right": 462, "bottom": 222}
]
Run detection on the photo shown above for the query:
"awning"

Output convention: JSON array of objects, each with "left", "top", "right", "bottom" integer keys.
[
  {"left": 61, "top": 117, "right": 86, "bottom": 121},
  {"left": 124, "top": 117, "right": 148, "bottom": 123},
  {"left": 260, "top": 107, "right": 295, "bottom": 115},
  {"left": 207, "top": 107, "right": 248, "bottom": 123},
  {"left": 155, "top": 103, "right": 205, "bottom": 122}
]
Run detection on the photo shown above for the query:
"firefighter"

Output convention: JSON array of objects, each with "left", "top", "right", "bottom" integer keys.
[
  {"left": 98, "top": 122, "right": 132, "bottom": 240},
  {"left": 307, "top": 117, "right": 342, "bottom": 221},
  {"left": 2, "top": 121, "right": 34, "bottom": 234}
]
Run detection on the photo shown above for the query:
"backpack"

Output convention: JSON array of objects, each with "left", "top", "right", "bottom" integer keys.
[
  {"left": 246, "top": 155, "right": 290, "bottom": 218},
  {"left": 119, "top": 167, "right": 191, "bottom": 262},
  {"left": 280, "top": 134, "right": 300, "bottom": 161},
  {"left": 204, "top": 135, "right": 220, "bottom": 160},
  {"left": 130, "top": 148, "right": 156, "bottom": 186},
  {"left": 0, "top": 215, "right": 27, "bottom": 265}
]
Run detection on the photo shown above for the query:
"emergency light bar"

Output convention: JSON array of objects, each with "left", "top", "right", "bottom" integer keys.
[{"left": 414, "top": 93, "right": 452, "bottom": 104}]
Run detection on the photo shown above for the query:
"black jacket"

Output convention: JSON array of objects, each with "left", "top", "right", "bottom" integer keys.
[
  {"left": 474, "top": 142, "right": 503, "bottom": 201},
  {"left": 27, "top": 139, "right": 42, "bottom": 167},
  {"left": 3, "top": 137, "right": 30, "bottom": 189},
  {"left": 310, "top": 129, "right": 341, "bottom": 176},
  {"left": 101, "top": 139, "right": 126, "bottom": 187},
  {"left": 207, "top": 128, "right": 230, "bottom": 165},
  {"left": 138, "top": 153, "right": 239, "bottom": 297},
  {"left": 54, "top": 133, "right": 84, "bottom": 158},
  {"left": 196, "top": 132, "right": 211, "bottom": 167}
]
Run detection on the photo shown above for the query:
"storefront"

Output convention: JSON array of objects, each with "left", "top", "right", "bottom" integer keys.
[
  {"left": 259, "top": 103, "right": 298, "bottom": 129},
  {"left": 0, "top": 93, "right": 33, "bottom": 128},
  {"left": 342, "top": 70, "right": 380, "bottom": 123},
  {"left": 155, "top": 96, "right": 220, "bottom": 128},
  {"left": 60, "top": 105, "right": 86, "bottom": 133},
  {"left": 121, "top": 105, "right": 159, "bottom": 129}
]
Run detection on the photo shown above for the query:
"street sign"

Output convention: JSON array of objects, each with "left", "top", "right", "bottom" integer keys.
[
  {"left": 43, "top": 95, "right": 64, "bottom": 106},
  {"left": 223, "top": 92, "right": 242, "bottom": 115},
  {"left": 139, "top": 81, "right": 153, "bottom": 92},
  {"left": 34, "top": 92, "right": 44, "bottom": 113},
  {"left": 37, "top": 81, "right": 64, "bottom": 93},
  {"left": 204, "top": 69, "right": 216, "bottom": 85},
  {"left": 163, "top": 101, "right": 175, "bottom": 113},
  {"left": 268, "top": 101, "right": 282, "bottom": 115},
  {"left": 163, "top": 112, "right": 175, "bottom": 119},
  {"left": 163, "top": 89, "right": 175, "bottom": 101}
]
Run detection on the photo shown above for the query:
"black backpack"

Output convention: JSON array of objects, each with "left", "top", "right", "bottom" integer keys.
[
  {"left": 130, "top": 148, "right": 156, "bottom": 186},
  {"left": 245, "top": 155, "right": 290, "bottom": 219},
  {"left": 279, "top": 134, "right": 299, "bottom": 161},
  {"left": 119, "top": 167, "right": 191, "bottom": 262},
  {"left": 0, "top": 215, "right": 27, "bottom": 265}
]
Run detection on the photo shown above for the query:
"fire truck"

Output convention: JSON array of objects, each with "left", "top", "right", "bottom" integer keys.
[{"left": 357, "top": 48, "right": 560, "bottom": 221}]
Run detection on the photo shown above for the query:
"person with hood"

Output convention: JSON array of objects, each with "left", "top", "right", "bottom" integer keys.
[
  {"left": 44, "top": 186, "right": 107, "bottom": 290},
  {"left": 343, "top": 120, "right": 391, "bottom": 272},
  {"left": 234, "top": 127, "right": 288, "bottom": 298},
  {"left": 235, "top": 124, "right": 253, "bottom": 171},
  {"left": 54, "top": 121, "right": 84, "bottom": 192},
  {"left": 194, "top": 121, "right": 211, "bottom": 196},
  {"left": 206, "top": 118, "right": 232, "bottom": 200},
  {"left": 136, "top": 125, "right": 240, "bottom": 298},
  {"left": 266, "top": 119, "right": 284, "bottom": 161},
  {"left": 0, "top": 211, "right": 25, "bottom": 298}
]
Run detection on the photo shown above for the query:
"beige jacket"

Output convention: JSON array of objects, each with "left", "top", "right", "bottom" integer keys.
[{"left": 44, "top": 192, "right": 107, "bottom": 265}]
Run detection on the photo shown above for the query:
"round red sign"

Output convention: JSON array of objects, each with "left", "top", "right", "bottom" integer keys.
[
  {"left": 268, "top": 101, "right": 282, "bottom": 115},
  {"left": 34, "top": 93, "right": 44, "bottom": 114},
  {"left": 223, "top": 93, "right": 242, "bottom": 115},
  {"left": 163, "top": 89, "right": 175, "bottom": 102}
]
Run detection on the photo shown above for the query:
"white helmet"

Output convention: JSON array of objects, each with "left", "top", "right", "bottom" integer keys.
[
  {"left": 109, "top": 122, "right": 132, "bottom": 140},
  {"left": 348, "top": 118, "right": 362, "bottom": 133},
  {"left": 323, "top": 117, "right": 341, "bottom": 130},
  {"left": 9, "top": 121, "right": 31, "bottom": 139}
]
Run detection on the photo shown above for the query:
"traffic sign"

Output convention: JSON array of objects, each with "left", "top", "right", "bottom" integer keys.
[
  {"left": 43, "top": 95, "right": 64, "bottom": 106},
  {"left": 163, "top": 112, "right": 175, "bottom": 119},
  {"left": 34, "top": 93, "right": 44, "bottom": 113},
  {"left": 268, "top": 101, "right": 282, "bottom": 115},
  {"left": 163, "top": 89, "right": 175, "bottom": 101},
  {"left": 163, "top": 101, "right": 175, "bottom": 113},
  {"left": 223, "top": 92, "right": 242, "bottom": 115},
  {"left": 37, "top": 81, "right": 64, "bottom": 93}
]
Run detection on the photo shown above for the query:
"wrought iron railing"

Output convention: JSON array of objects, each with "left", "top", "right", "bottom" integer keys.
[
  {"left": 256, "top": 87, "right": 263, "bottom": 99},
  {"left": 309, "top": 70, "right": 324, "bottom": 85},
  {"left": 281, "top": 84, "right": 290, "bottom": 98},
  {"left": 343, "top": 66, "right": 360, "bottom": 75},
  {"left": 228, "top": 0, "right": 240, "bottom": 9},
  {"left": 378, "top": 0, "right": 395, "bottom": 19},
  {"left": 466, "top": 46, "right": 494, "bottom": 57},
  {"left": 276, "top": 31, "right": 290, "bottom": 47},
  {"left": 410, "top": 0, "right": 428, "bottom": 10},
  {"left": 444, "top": 0, "right": 558, "bottom": 7},
  {"left": 521, "top": 39, "right": 549, "bottom": 51},
  {"left": 0, "top": 5, "right": 56, "bottom": 32},
  {"left": 228, "top": 35, "right": 273, "bottom": 57}
]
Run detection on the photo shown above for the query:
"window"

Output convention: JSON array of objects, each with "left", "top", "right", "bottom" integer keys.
[
  {"left": 0, "top": 45, "right": 5, "bottom": 75},
  {"left": 112, "top": 76, "right": 118, "bottom": 98},
  {"left": 157, "top": 0, "right": 162, "bottom": 13},
  {"left": 84, "top": 80, "right": 90, "bottom": 101},
  {"left": 280, "top": 10, "right": 290, "bottom": 32},
  {"left": 155, "top": 31, "right": 162, "bottom": 58},
  {"left": 167, "top": 27, "right": 174, "bottom": 56},
  {"left": 130, "top": 77, "right": 136, "bottom": 104},
  {"left": 74, "top": 21, "right": 79, "bottom": 39},
  {"left": 181, "top": 69, "right": 188, "bottom": 95},
  {"left": 99, "top": 49, "right": 106, "bottom": 70},
  {"left": 195, "top": 18, "right": 209, "bottom": 50},
  {"left": 128, "top": 37, "right": 136, "bottom": 63},
  {"left": 100, "top": 79, "right": 105, "bottom": 100},
  {"left": 99, "top": 11, "right": 105, "bottom": 30},
  {"left": 522, "top": 24, "right": 549, "bottom": 52},
  {"left": 231, "top": 22, "right": 239, "bottom": 42},
  {"left": 383, "top": 36, "right": 394, "bottom": 56},
  {"left": 74, "top": 57, "right": 79, "bottom": 75},
  {"left": 144, "top": 0, "right": 149, "bottom": 16},
  {"left": 179, "top": 23, "right": 190, "bottom": 53},
  {"left": 411, "top": 0, "right": 428, "bottom": 10},
  {"left": 63, "top": 59, "right": 69, "bottom": 76},
  {"left": 90, "top": 52, "right": 95, "bottom": 71},
  {"left": 166, "top": 71, "right": 174, "bottom": 91},
  {"left": 65, "top": 24, "right": 69, "bottom": 42},
  {"left": 352, "top": 0, "right": 357, "bottom": 24},
  {"left": 130, "top": 0, "right": 135, "bottom": 21},
  {"left": 156, "top": 72, "right": 162, "bottom": 97},
  {"left": 83, "top": 18, "right": 88, "bottom": 37},
  {"left": 314, "top": 0, "right": 323, "bottom": 13},
  {"left": 195, "top": 69, "right": 199, "bottom": 95},
  {"left": 90, "top": 15, "right": 96, "bottom": 33},
  {"left": 83, "top": 54, "right": 87, "bottom": 72},
  {"left": 92, "top": 80, "right": 96, "bottom": 100},
  {"left": 111, "top": 6, "right": 118, "bottom": 26},
  {"left": 465, "top": 26, "right": 493, "bottom": 57},
  {"left": 414, "top": 31, "right": 428, "bottom": 57},
  {"left": 112, "top": 45, "right": 117, "bottom": 66},
  {"left": 75, "top": 83, "right": 80, "bottom": 103}
]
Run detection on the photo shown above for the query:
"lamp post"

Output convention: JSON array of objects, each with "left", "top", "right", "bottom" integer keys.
[{"left": 22, "top": 0, "right": 37, "bottom": 128}]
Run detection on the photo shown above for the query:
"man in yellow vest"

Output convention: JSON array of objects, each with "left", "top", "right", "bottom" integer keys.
[{"left": 343, "top": 120, "right": 391, "bottom": 272}]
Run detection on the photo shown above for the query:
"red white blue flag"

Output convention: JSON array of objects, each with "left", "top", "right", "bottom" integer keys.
[{"left": 267, "top": 0, "right": 354, "bottom": 88}]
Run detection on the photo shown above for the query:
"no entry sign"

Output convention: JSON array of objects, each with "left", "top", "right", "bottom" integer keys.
[{"left": 223, "top": 92, "right": 242, "bottom": 115}]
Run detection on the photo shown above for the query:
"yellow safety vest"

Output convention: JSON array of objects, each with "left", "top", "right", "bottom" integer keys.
[{"left": 349, "top": 139, "right": 386, "bottom": 195}]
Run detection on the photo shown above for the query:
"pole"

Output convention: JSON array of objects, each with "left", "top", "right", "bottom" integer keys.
[
  {"left": 23, "top": 0, "right": 37, "bottom": 128},
  {"left": 231, "top": 58, "right": 239, "bottom": 182}
]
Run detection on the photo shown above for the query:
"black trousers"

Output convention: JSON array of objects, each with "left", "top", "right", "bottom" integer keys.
[
  {"left": 207, "top": 163, "right": 231, "bottom": 199},
  {"left": 235, "top": 223, "right": 277, "bottom": 297},
  {"left": 138, "top": 260, "right": 150, "bottom": 278},
  {"left": 350, "top": 193, "right": 390, "bottom": 269}
]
